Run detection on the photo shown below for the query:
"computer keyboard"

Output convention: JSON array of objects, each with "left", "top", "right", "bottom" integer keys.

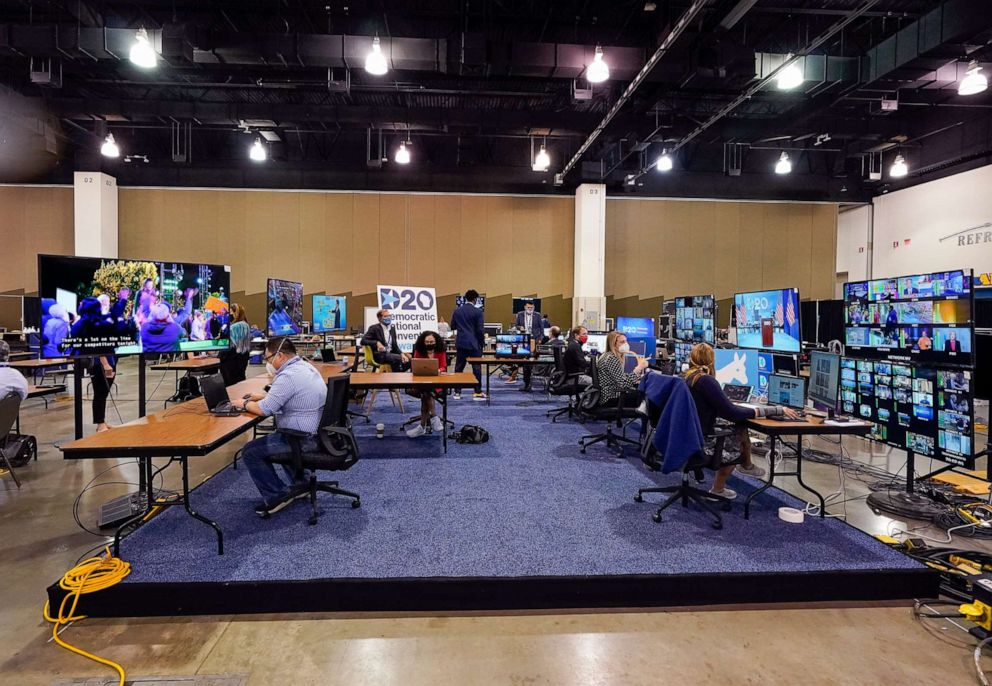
[{"left": 767, "top": 413, "right": 806, "bottom": 422}]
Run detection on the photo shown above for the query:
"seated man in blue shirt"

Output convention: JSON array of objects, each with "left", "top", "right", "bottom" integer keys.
[{"left": 237, "top": 337, "right": 328, "bottom": 516}]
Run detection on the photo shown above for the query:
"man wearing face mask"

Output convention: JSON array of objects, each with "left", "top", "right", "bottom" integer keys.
[
  {"left": 564, "top": 326, "right": 592, "bottom": 387},
  {"left": 238, "top": 337, "right": 329, "bottom": 516},
  {"left": 507, "top": 300, "right": 546, "bottom": 391},
  {"left": 360, "top": 309, "right": 410, "bottom": 371}
]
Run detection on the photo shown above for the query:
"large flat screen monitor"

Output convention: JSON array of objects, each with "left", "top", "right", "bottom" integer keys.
[
  {"left": 312, "top": 295, "right": 347, "bottom": 333},
  {"left": 267, "top": 278, "right": 303, "bottom": 336},
  {"left": 733, "top": 288, "right": 801, "bottom": 353},
  {"left": 768, "top": 374, "right": 807, "bottom": 410},
  {"left": 843, "top": 269, "right": 973, "bottom": 368},
  {"left": 495, "top": 333, "right": 531, "bottom": 357},
  {"left": 808, "top": 350, "right": 840, "bottom": 411},
  {"left": 581, "top": 332, "right": 609, "bottom": 355},
  {"left": 455, "top": 294, "right": 486, "bottom": 310},
  {"left": 673, "top": 294, "right": 715, "bottom": 344},
  {"left": 839, "top": 357, "right": 974, "bottom": 468},
  {"left": 38, "top": 254, "right": 231, "bottom": 356},
  {"left": 713, "top": 347, "right": 775, "bottom": 397},
  {"left": 617, "top": 316, "right": 655, "bottom": 338}
]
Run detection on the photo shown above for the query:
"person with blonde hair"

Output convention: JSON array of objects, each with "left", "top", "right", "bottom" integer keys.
[
  {"left": 684, "top": 343, "right": 797, "bottom": 499},
  {"left": 596, "top": 330, "right": 649, "bottom": 407}
]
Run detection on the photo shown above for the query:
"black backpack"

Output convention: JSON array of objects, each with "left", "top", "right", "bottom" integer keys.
[
  {"left": 171, "top": 374, "right": 201, "bottom": 402},
  {"left": 451, "top": 425, "right": 489, "bottom": 444},
  {"left": 2, "top": 433, "right": 37, "bottom": 468}
]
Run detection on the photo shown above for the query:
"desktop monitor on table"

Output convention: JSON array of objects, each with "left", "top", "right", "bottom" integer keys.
[
  {"left": 808, "top": 350, "right": 840, "bottom": 413},
  {"left": 768, "top": 373, "right": 807, "bottom": 410},
  {"left": 582, "top": 332, "right": 609, "bottom": 355},
  {"left": 495, "top": 333, "right": 531, "bottom": 357}
]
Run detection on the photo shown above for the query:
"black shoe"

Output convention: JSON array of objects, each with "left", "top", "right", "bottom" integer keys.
[{"left": 254, "top": 488, "right": 309, "bottom": 517}]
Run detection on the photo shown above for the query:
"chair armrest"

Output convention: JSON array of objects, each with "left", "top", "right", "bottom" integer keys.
[{"left": 276, "top": 427, "right": 311, "bottom": 439}]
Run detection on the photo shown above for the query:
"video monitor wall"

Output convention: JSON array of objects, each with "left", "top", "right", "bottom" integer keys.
[
  {"left": 839, "top": 358, "right": 975, "bottom": 468},
  {"left": 843, "top": 270, "right": 973, "bottom": 368},
  {"left": 733, "top": 288, "right": 801, "bottom": 353},
  {"left": 312, "top": 295, "right": 347, "bottom": 333},
  {"left": 267, "top": 278, "right": 304, "bottom": 336},
  {"left": 38, "top": 254, "right": 231, "bottom": 356},
  {"left": 673, "top": 294, "right": 715, "bottom": 344}
]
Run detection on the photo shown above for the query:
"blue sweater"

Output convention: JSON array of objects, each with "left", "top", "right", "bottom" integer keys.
[{"left": 640, "top": 372, "right": 705, "bottom": 474}]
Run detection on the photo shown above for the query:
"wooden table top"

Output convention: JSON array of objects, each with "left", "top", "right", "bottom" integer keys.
[
  {"left": 8, "top": 351, "right": 35, "bottom": 360},
  {"left": 745, "top": 416, "right": 872, "bottom": 436},
  {"left": 466, "top": 356, "right": 553, "bottom": 364},
  {"left": 150, "top": 357, "right": 222, "bottom": 371},
  {"left": 27, "top": 384, "right": 65, "bottom": 398},
  {"left": 348, "top": 371, "right": 479, "bottom": 388},
  {"left": 9, "top": 357, "right": 69, "bottom": 369}
]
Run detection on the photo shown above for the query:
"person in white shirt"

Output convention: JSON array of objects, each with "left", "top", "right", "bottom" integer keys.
[{"left": 0, "top": 341, "right": 29, "bottom": 401}]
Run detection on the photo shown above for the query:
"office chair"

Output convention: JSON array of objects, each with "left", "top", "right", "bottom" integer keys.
[
  {"left": 634, "top": 394, "right": 743, "bottom": 530},
  {"left": 0, "top": 392, "right": 24, "bottom": 488},
  {"left": 546, "top": 346, "right": 583, "bottom": 422},
  {"left": 344, "top": 351, "right": 370, "bottom": 424},
  {"left": 361, "top": 345, "right": 404, "bottom": 412},
  {"left": 270, "top": 374, "right": 361, "bottom": 525},
  {"left": 577, "top": 361, "right": 646, "bottom": 454}
]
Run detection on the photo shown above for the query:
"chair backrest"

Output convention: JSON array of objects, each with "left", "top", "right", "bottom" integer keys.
[
  {"left": 319, "top": 374, "right": 351, "bottom": 430},
  {"left": 0, "top": 392, "right": 22, "bottom": 438},
  {"left": 588, "top": 355, "right": 602, "bottom": 389},
  {"left": 552, "top": 345, "right": 565, "bottom": 372},
  {"left": 362, "top": 345, "right": 379, "bottom": 369}
]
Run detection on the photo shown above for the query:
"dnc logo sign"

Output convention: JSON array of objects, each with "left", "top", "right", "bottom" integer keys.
[{"left": 376, "top": 284, "right": 438, "bottom": 352}]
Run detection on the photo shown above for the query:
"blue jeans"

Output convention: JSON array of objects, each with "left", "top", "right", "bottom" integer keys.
[{"left": 241, "top": 432, "right": 318, "bottom": 503}]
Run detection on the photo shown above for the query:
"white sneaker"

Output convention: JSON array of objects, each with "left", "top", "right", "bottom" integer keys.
[
  {"left": 473, "top": 392, "right": 487, "bottom": 401},
  {"left": 737, "top": 463, "right": 766, "bottom": 478},
  {"left": 452, "top": 392, "right": 461, "bottom": 400},
  {"left": 406, "top": 424, "right": 427, "bottom": 438},
  {"left": 709, "top": 487, "right": 737, "bottom": 500},
  {"left": 430, "top": 415, "right": 444, "bottom": 432}
]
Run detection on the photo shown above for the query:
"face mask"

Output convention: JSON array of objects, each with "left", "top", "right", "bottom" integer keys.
[
  {"left": 382, "top": 317, "right": 393, "bottom": 326},
  {"left": 618, "top": 343, "right": 631, "bottom": 354},
  {"left": 577, "top": 334, "right": 588, "bottom": 344},
  {"left": 525, "top": 309, "right": 534, "bottom": 316},
  {"left": 265, "top": 362, "right": 277, "bottom": 376}
]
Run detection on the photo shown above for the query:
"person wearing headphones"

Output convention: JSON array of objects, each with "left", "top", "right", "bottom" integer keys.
[{"left": 237, "top": 337, "right": 328, "bottom": 517}]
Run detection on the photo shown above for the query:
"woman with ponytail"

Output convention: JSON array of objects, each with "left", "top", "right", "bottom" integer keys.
[{"left": 684, "top": 343, "right": 797, "bottom": 499}]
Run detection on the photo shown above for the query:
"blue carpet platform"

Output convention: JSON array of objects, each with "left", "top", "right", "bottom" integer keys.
[{"left": 51, "top": 387, "right": 935, "bottom": 616}]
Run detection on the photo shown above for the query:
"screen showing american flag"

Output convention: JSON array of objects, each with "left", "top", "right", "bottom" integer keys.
[{"left": 733, "top": 288, "right": 801, "bottom": 353}]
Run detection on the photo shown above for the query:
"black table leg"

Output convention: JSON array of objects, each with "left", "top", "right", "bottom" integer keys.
[
  {"left": 793, "top": 435, "right": 826, "bottom": 518},
  {"left": 441, "top": 392, "right": 448, "bottom": 454},
  {"left": 113, "top": 456, "right": 154, "bottom": 557},
  {"left": 181, "top": 456, "right": 224, "bottom": 554},
  {"left": 744, "top": 436, "right": 777, "bottom": 519},
  {"left": 486, "top": 364, "right": 491, "bottom": 405}
]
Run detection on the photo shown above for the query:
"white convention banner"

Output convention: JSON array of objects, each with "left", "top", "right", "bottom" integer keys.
[{"left": 376, "top": 284, "right": 438, "bottom": 353}]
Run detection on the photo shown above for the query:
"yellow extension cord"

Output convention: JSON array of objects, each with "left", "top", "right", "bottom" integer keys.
[{"left": 43, "top": 546, "right": 132, "bottom": 686}]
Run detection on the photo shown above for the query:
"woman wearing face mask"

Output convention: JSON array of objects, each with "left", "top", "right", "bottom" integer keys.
[
  {"left": 405, "top": 330, "right": 448, "bottom": 438},
  {"left": 596, "top": 331, "right": 648, "bottom": 408}
]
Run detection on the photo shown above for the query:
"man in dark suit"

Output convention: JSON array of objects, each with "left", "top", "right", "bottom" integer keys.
[
  {"left": 451, "top": 289, "right": 486, "bottom": 400},
  {"left": 361, "top": 309, "right": 410, "bottom": 371},
  {"left": 564, "top": 325, "right": 591, "bottom": 385},
  {"left": 509, "top": 301, "right": 545, "bottom": 391}
]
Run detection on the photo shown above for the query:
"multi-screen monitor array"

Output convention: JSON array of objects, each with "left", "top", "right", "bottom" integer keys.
[
  {"left": 844, "top": 269, "right": 973, "bottom": 367},
  {"left": 38, "top": 254, "right": 231, "bottom": 356},
  {"left": 673, "top": 295, "right": 714, "bottom": 344}
]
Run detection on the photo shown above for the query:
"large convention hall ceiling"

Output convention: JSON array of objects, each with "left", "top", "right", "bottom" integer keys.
[{"left": 1, "top": 0, "right": 990, "bottom": 201}]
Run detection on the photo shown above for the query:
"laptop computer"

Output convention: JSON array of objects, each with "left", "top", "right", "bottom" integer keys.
[
  {"left": 319, "top": 348, "right": 337, "bottom": 362},
  {"left": 200, "top": 373, "right": 242, "bottom": 416},
  {"left": 411, "top": 357, "right": 440, "bottom": 376},
  {"left": 723, "top": 383, "right": 753, "bottom": 402},
  {"left": 739, "top": 374, "right": 807, "bottom": 419}
]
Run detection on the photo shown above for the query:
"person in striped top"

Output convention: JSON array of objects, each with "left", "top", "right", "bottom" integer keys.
[{"left": 596, "top": 331, "right": 649, "bottom": 407}]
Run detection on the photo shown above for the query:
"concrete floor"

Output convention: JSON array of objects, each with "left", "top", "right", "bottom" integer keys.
[{"left": 0, "top": 357, "right": 987, "bottom": 685}]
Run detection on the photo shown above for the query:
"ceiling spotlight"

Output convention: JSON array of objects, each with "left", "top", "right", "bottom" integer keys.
[
  {"left": 776, "top": 60, "right": 803, "bottom": 90},
  {"left": 532, "top": 144, "right": 551, "bottom": 172},
  {"left": 586, "top": 46, "right": 610, "bottom": 84},
  {"left": 128, "top": 27, "right": 157, "bottom": 69},
  {"left": 395, "top": 140, "right": 411, "bottom": 164},
  {"left": 249, "top": 138, "right": 266, "bottom": 162},
  {"left": 100, "top": 133, "right": 120, "bottom": 158},
  {"left": 365, "top": 36, "right": 388, "bottom": 76},
  {"left": 774, "top": 151, "right": 792, "bottom": 175},
  {"left": 890, "top": 154, "right": 908, "bottom": 178},
  {"left": 958, "top": 60, "right": 988, "bottom": 96},
  {"left": 656, "top": 151, "right": 673, "bottom": 172}
]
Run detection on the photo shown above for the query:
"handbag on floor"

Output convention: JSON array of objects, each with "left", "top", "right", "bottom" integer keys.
[
  {"left": 451, "top": 425, "right": 489, "bottom": 445},
  {"left": 2, "top": 432, "right": 37, "bottom": 468}
]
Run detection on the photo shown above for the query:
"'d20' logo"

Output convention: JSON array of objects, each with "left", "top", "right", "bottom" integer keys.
[{"left": 380, "top": 288, "right": 435, "bottom": 311}]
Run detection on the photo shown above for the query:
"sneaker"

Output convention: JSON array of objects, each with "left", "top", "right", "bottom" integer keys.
[
  {"left": 709, "top": 487, "right": 737, "bottom": 500},
  {"left": 407, "top": 424, "right": 427, "bottom": 438},
  {"left": 452, "top": 392, "right": 461, "bottom": 400},
  {"left": 430, "top": 415, "right": 444, "bottom": 432},
  {"left": 504, "top": 378, "right": 518, "bottom": 384},
  {"left": 254, "top": 489, "right": 308, "bottom": 517},
  {"left": 737, "top": 463, "right": 766, "bottom": 478},
  {"left": 473, "top": 392, "right": 487, "bottom": 401}
]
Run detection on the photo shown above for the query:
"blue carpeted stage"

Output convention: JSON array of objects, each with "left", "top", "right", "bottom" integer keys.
[{"left": 52, "top": 387, "right": 935, "bottom": 616}]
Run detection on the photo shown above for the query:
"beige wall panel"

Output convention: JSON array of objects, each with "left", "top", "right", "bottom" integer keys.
[
  {"left": 511, "top": 196, "right": 550, "bottom": 295},
  {"left": 322, "top": 193, "right": 355, "bottom": 296},
  {"left": 485, "top": 196, "right": 516, "bottom": 296},
  {"left": 0, "top": 188, "right": 27, "bottom": 294},
  {"left": 378, "top": 194, "right": 409, "bottom": 284},
  {"left": 242, "top": 192, "right": 299, "bottom": 295},
  {"left": 736, "top": 203, "right": 766, "bottom": 294},
  {"left": 785, "top": 205, "right": 814, "bottom": 297},
  {"left": 662, "top": 201, "right": 693, "bottom": 300},
  {"left": 712, "top": 202, "right": 741, "bottom": 300},
  {"left": 298, "top": 193, "right": 328, "bottom": 294},
  {"left": 351, "top": 194, "right": 380, "bottom": 295},
  {"left": 454, "top": 196, "right": 483, "bottom": 295},
  {"left": 810, "top": 204, "right": 838, "bottom": 299},
  {"left": 552, "top": 197, "right": 574, "bottom": 298},
  {"left": 687, "top": 201, "right": 717, "bottom": 297},
  {"left": 635, "top": 199, "right": 665, "bottom": 298},
  {"left": 609, "top": 200, "right": 635, "bottom": 299},
  {"left": 407, "top": 194, "right": 437, "bottom": 288},
  {"left": 604, "top": 200, "right": 622, "bottom": 298},
  {"left": 761, "top": 204, "right": 791, "bottom": 290},
  {"left": 214, "top": 191, "right": 247, "bottom": 293}
]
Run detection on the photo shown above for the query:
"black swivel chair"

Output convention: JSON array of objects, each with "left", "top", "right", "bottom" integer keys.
[
  {"left": 0, "top": 392, "right": 24, "bottom": 488},
  {"left": 270, "top": 374, "right": 362, "bottom": 525},
  {"left": 634, "top": 393, "right": 743, "bottom": 530},
  {"left": 546, "top": 346, "right": 583, "bottom": 422},
  {"left": 577, "top": 360, "right": 646, "bottom": 454}
]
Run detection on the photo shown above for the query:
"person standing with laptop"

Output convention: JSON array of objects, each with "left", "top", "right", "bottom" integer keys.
[
  {"left": 406, "top": 330, "right": 447, "bottom": 438},
  {"left": 237, "top": 337, "right": 328, "bottom": 516},
  {"left": 450, "top": 289, "right": 486, "bottom": 401}
]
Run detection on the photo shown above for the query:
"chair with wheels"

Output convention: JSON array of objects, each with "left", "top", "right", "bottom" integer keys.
[
  {"left": 344, "top": 350, "right": 371, "bottom": 424},
  {"left": 270, "top": 374, "right": 362, "bottom": 525},
  {"left": 361, "top": 345, "right": 404, "bottom": 412},
  {"left": 577, "top": 361, "right": 645, "bottom": 454},
  {"left": 546, "top": 346, "right": 583, "bottom": 422}
]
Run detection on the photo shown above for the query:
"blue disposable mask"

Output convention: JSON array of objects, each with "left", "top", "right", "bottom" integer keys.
[{"left": 382, "top": 317, "right": 393, "bottom": 326}]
